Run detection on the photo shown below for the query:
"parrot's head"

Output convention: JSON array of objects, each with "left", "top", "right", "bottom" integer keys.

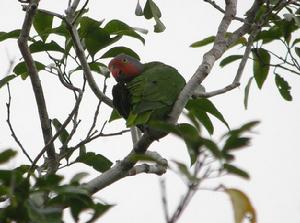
[{"left": 109, "top": 54, "right": 144, "bottom": 82}]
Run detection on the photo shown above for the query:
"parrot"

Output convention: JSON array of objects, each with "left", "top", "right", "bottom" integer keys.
[{"left": 109, "top": 54, "right": 186, "bottom": 133}]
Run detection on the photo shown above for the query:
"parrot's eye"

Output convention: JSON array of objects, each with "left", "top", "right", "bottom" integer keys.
[{"left": 122, "top": 58, "right": 128, "bottom": 63}]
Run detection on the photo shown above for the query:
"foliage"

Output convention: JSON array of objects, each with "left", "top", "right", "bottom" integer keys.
[{"left": 0, "top": 149, "right": 111, "bottom": 223}]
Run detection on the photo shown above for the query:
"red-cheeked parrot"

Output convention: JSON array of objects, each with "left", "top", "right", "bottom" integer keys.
[{"left": 109, "top": 54, "right": 185, "bottom": 131}]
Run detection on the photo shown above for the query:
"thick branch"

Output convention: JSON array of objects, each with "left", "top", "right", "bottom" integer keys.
[
  {"left": 84, "top": 133, "right": 154, "bottom": 194},
  {"left": 128, "top": 163, "right": 167, "bottom": 176},
  {"left": 168, "top": 0, "right": 238, "bottom": 123},
  {"left": 18, "top": 0, "right": 57, "bottom": 171}
]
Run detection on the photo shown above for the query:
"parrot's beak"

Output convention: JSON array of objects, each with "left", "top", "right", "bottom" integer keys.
[{"left": 109, "top": 66, "right": 121, "bottom": 81}]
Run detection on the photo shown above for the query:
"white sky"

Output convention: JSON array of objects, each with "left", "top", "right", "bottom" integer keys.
[{"left": 0, "top": 1, "right": 300, "bottom": 223}]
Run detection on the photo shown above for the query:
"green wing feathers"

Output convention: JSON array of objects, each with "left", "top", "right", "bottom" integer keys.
[{"left": 126, "top": 62, "right": 185, "bottom": 126}]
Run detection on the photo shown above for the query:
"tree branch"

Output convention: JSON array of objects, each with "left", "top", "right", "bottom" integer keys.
[
  {"left": 84, "top": 133, "right": 155, "bottom": 194},
  {"left": 29, "top": 77, "right": 83, "bottom": 173},
  {"left": 160, "top": 179, "right": 170, "bottom": 223},
  {"left": 6, "top": 83, "right": 33, "bottom": 164},
  {"left": 168, "top": 0, "right": 238, "bottom": 123},
  {"left": 203, "top": 0, "right": 244, "bottom": 22},
  {"left": 65, "top": 4, "right": 114, "bottom": 108},
  {"left": 128, "top": 163, "right": 166, "bottom": 176},
  {"left": 18, "top": 0, "right": 57, "bottom": 172}
]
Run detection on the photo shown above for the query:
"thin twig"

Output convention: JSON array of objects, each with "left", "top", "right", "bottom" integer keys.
[
  {"left": 58, "top": 128, "right": 131, "bottom": 162},
  {"left": 6, "top": 85, "right": 33, "bottom": 164},
  {"left": 86, "top": 77, "right": 108, "bottom": 138},
  {"left": 203, "top": 0, "right": 244, "bottom": 22},
  {"left": 29, "top": 69, "right": 83, "bottom": 172},
  {"left": 160, "top": 179, "right": 170, "bottom": 222},
  {"left": 72, "top": 0, "right": 89, "bottom": 24}
]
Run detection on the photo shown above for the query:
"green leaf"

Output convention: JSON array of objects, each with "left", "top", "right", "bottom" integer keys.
[
  {"left": 104, "top": 20, "right": 145, "bottom": 44},
  {"left": 0, "top": 75, "right": 16, "bottom": 89},
  {"left": 0, "top": 149, "right": 17, "bottom": 164},
  {"left": 33, "top": 10, "right": 53, "bottom": 41},
  {"left": 101, "top": 47, "right": 140, "bottom": 60},
  {"left": 0, "top": 29, "right": 21, "bottom": 42},
  {"left": 293, "top": 15, "right": 300, "bottom": 27},
  {"left": 153, "top": 16, "right": 166, "bottom": 33},
  {"left": 229, "top": 36, "right": 247, "bottom": 48},
  {"left": 88, "top": 203, "right": 112, "bottom": 222},
  {"left": 189, "top": 33, "right": 244, "bottom": 48},
  {"left": 219, "top": 55, "right": 243, "bottom": 68},
  {"left": 79, "top": 17, "right": 119, "bottom": 58},
  {"left": 70, "top": 172, "right": 89, "bottom": 185},
  {"left": 177, "top": 123, "right": 202, "bottom": 164},
  {"left": 135, "top": 0, "right": 144, "bottom": 16},
  {"left": 192, "top": 110, "right": 214, "bottom": 134},
  {"left": 74, "top": 62, "right": 109, "bottom": 76},
  {"left": 76, "top": 152, "right": 113, "bottom": 173},
  {"left": 252, "top": 48, "right": 270, "bottom": 89},
  {"left": 84, "top": 28, "right": 113, "bottom": 58},
  {"left": 225, "top": 121, "right": 260, "bottom": 138},
  {"left": 202, "top": 138, "right": 222, "bottom": 159},
  {"left": 244, "top": 77, "right": 253, "bottom": 109},
  {"left": 185, "top": 111, "right": 201, "bottom": 131},
  {"left": 26, "top": 200, "right": 62, "bottom": 223},
  {"left": 275, "top": 74, "right": 292, "bottom": 101},
  {"left": 254, "top": 26, "right": 282, "bottom": 44},
  {"left": 222, "top": 152, "right": 235, "bottom": 162},
  {"left": 79, "top": 16, "right": 104, "bottom": 36},
  {"left": 186, "top": 98, "right": 229, "bottom": 132},
  {"left": 144, "top": 0, "right": 162, "bottom": 19},
  {"left": 13, "top": 61, "right": 46, "bottom": 80},
  {"left": 292, "top": 38, "right": 300, "bottom": 47},
  {"left": 149, "top": 122, "right": 200, "bottom": 165},
  {"left": 190, "top": 36, "right": 215, "bottom": 48},
  {"left": 295, "top": 47, "right": 300, "bottom": 58},
  {"left": 49, "top": 22, "right": 70, "bottom": 38},
  {"left": 223, "top": 137, "right": 250, "bottom": 152},
  {"left": 35, "top": 174, "right": 64, "bottom": 188},
  {"left": 54, "top": 185, "right": 89, "bottom": 195},
  {"left": 226, "top": 188, "right": 256, "bottom": 223},
  {"left": 173, "top": 161, "right": 197, "bottom": 182},
  {"left": 281, "top": 19, "right": 298, "bottom": 43},
  {"left": 147, "top": 121, "right": 178, "bottom": 134},
  {"left": 144, "top": 0, "right": 166, "bottom": 32},
  {"left": 79, "top": 145, "right": 86, "bottom": 156},
  {"left": 109, "top": 109, "right": 122, "bottom": 122},
  {"left": 49, "top": 192, "right": 91, "bottom": 221},
  {"left": 14, "top": 165, "right": 31, "bottom": 175},
  {"left": 52, "top": 118, "right": 70, "bottom": 145},
  {"left": 29, "top": 40, "right": 64, "bottom": 53}
]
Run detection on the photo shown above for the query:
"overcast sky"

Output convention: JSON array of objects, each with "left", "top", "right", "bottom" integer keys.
[{"left": 1, "top": 1, "right": 300, "bottom": 223}]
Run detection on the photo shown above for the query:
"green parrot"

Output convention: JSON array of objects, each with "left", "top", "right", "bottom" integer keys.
[{"left": 109, "top": 54, "right": 185, "bottom": 132}]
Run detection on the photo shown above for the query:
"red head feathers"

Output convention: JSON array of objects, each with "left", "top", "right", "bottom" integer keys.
[{"left": 108, "top": 54, "right": 144, "bottom": 82}]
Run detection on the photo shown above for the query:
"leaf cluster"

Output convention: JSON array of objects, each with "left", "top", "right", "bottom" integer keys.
[{"left": 0, "top": 149, "right": 111, "bottom": 223}]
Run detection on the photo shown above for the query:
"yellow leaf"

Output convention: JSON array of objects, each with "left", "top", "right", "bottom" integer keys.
[{"left": 226, "top": 188, "right": 256, "bottom": 223}]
